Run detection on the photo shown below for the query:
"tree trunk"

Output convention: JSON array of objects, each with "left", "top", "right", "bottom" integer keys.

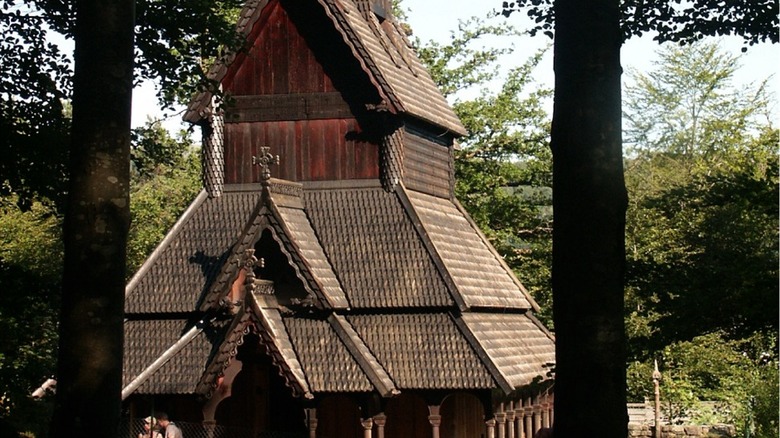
[
  {"left": 550, "top": 0, "right": 628, "bottom": 437},
  {"left": 50, "top": 0, "right": 134, "bottom": 436}
]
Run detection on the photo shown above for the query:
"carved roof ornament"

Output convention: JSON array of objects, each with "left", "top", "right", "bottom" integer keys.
[
  {"left": 253, "top": 146, "right": 280, "bottom": 183},
  {"left": 242, "top": 249, "right": 265, "bottom": 289}
]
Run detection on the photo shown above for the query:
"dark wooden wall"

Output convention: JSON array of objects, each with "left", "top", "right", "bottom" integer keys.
[
  {"left": 440, "top": 393, "right": 487, "bottom": 438},
  {"left": 221, "top": 0, "right": 382, "bottom": 184},
  {"left": 384, "top": 393, "right": 432, "bottom": 438},
  {"left": 224, "top": 120, "right": 378, "bottom": 183}
]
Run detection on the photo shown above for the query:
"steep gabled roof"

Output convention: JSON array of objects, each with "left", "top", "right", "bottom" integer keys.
[
  {"left": 125, "top": 189, "right": 258, "bottom": 314},
  {"left": 401, "top": 188, "right": 538, "bottom": 311},
  {"left": 183, "top": 0, "right": 466, "bottom": 136},
  {"left": 304, "top": 180, "right": 455, "bottom": 309},
  {"left": 123, "top": 179, "right": 554, "bottom": 399}
]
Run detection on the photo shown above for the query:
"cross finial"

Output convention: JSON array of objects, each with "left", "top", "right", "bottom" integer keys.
[{"left": 253, "top": 146, "right": 280, "bottom": 182}]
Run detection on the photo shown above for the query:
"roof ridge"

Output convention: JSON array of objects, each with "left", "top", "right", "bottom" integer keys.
[
  {"left": 394, "top": 184, "right": 468, "bottom": 311},
  {"left": 452, "top": 314, "right": 515, "bottom": 394},
  {"left": 249, "top": 297, "right": 314, "bottom": 398},
  {"left": 328, "top": 314, "right": 399, "bottom": 397},
  {"left": 125, "top": 190, "right": 209, "bottom": 296}
]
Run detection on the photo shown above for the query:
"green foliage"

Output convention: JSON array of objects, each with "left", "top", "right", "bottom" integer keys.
[
  {"left": 624, "top": 42, "right": 778, "bottom": 350},
  {"left": 499, "top": 0, "right": 778, "bottom": 45},
  {"left": 414, "top": 17, "right": 554, "bottom": 323},
  {"left": 23, "top": 0, "right": 245, "bottom": 108},
  {"left": 638, "top": 332, "right": 778, "bottom": 437},
  {"left": 624, "top": 42, "right": 771, "bottom": 160},
  {"left": 414, "top": 16, "right": 521, "bottom": 97},
  {"left": 1, "top": 2, "right": 71, "bottom": 211},
  {"left": 128, "top": 121, "right": 201, "bottom": 275},
  {"left": 0, "top": 196, "right": 61, "bottom": 435},
  {"left": 622, "top": 41, "right": 778, "bottom": 435}
]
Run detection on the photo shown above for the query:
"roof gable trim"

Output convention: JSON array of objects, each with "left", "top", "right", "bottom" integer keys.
[{"left": 121, "top": 319, "right": 207, "bottom": 400}]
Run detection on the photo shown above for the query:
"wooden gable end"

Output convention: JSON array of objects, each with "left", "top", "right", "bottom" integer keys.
[{"left": 221, "top": 0, "right": 382, "bottom": 184}]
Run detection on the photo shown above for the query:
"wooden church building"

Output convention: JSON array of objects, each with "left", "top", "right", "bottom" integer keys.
[{"left": 122, "top": 0, "right": 556, "bottom": 437}]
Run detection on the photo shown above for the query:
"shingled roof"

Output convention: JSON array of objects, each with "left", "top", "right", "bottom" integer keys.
[
  {"left": 122, "top": 180, "right": 554, "bottom": 399},
  {"left": 183, "top": 0, "right": 466, "bottom": 136}
]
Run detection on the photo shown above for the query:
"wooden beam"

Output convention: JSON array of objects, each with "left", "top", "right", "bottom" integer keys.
[{"left": 225, "top": 92, "right": 354, "bottom": 122}]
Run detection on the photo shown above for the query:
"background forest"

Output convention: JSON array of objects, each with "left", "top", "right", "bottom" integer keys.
[{"left": 0, "top": 1, "right": 777, "bottom": 437}]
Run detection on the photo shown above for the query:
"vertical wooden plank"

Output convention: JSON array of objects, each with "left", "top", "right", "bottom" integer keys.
[
  {"left": 322, "top": 118, "right": 339, "bottom": 180},
  {"left": 223, "top": 124, "right": 234, "bottom": 183},
  {"left": 295, "top": 120, "right": 304, "bottom": 181},
  {"left": 270, "top": 6, "right": 288, "bottom": 94},
  {"left": 233, "top": 123, "right": 250, "bottom": 183},
  {"left": 310, "top": 119, "right": 326, "bottom": 180},
  {"left": 342, "top": 119, "right": 354, "bottom": 179},
  {"left": 252, "top": 30, "right": 264, "bottom": 95},
  {"left": 279, "top": 121, "right": 296, "bottom": 180}
]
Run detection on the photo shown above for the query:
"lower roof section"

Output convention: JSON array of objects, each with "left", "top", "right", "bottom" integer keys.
[{"left": 458, "top": 313, "right": 556, "bottom": 389}]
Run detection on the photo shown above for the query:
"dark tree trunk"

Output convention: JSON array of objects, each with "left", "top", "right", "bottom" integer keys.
[
  {"left": 551, "top": 0, "right": 628, "bottom": 437},
  {"left": 50, "top": 0, "right": 134, "bottom": 436}
]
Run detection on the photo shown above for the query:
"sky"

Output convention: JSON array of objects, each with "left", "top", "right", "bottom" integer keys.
[{"left": 130, "top": 0, "right": 779, "bottom": 129}]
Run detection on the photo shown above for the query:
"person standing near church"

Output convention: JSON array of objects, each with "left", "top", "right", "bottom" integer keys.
[{"left": 156, "top": 412, "right": 183, "bottom": 438}]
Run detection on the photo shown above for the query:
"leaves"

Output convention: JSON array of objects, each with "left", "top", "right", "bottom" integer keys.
[
  {"left": 623, "top": 42, "right": 777, "bottom": 435},
  {"left": 500, "top": 0, "right": 779, "bottom": 45}
]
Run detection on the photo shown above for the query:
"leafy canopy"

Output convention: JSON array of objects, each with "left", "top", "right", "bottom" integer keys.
[{"left": 500, "top": 0, "right": 778, "bottom": 45}]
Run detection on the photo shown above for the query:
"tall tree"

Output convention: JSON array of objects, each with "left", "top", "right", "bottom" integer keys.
[
  {"left": 499, "top": 1, "right": 777, "bottom": 436},
  {"left": 623, "top": 42, "right": 778, "bottom": 350},
  {"left": 49, "top": 0, "right": 135, "bottom": 435},
  {"left": 550, "top": 0, "right": 628, "bottom": 436}
]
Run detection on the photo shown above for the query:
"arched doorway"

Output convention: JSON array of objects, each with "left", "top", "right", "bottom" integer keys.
[{"left": 214, "top": 334, "right": 306, "bottom": 436}]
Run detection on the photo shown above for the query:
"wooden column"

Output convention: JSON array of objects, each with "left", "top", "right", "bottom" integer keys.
[
  {"left": 542, "top": 394, "right": 551, "bottom": 429},
  {"left": 428, "top": 405, "right": 441, "bottom": 438},
  {"left": 306, "top": 408, "right": 318, "bottom": 438},
  {"left": 496, "top": 409, "right": 507, "bottom": 438},
  {"left": 533, "top": 395, "right": 542, "bottom": 434},
  {"left": 549, "top": 393, "right": 555, "bottom": 427},
  {"left": 373, "top": 413, "right": 386, "bottom": 438},
  {"left": 506, "top": 402, "right": 516, "bottom": 438},
  {"left": 361, "top": 417, "right": 373, "bottom": 438},
  {"left": 524, "top": 397, "right": 533, "bottom": 438},
  {"left": 486, "top": 418, "right": 496, "bottom": 438},
  {"left": 516, "top": 402, "right": 525, "bottom": 438}
]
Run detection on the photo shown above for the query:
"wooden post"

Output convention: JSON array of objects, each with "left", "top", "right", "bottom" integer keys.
[
  {"left": 428, "top": 405, "right": 441, "bottom": 438},
  {"left": 306, "top": 408, "right": 318, "bottom": 438},
  {"left": 373, "top": 413, "right": 386, "bottom": 438},
  {"left": 361, "top": 417, "right": 373, "bottom": 438},
  {"left": 506, "top": 402, "right": 516, "bottom": 438},
  {"left": 653, "top": 360, "right": 662, "bottom": 438},
  {"left": 516, "top": 402, "right": 525, "bottom": 438},
  {"left": 549, "top": 393, "right": 554, "bottom": 426},
  {"left": 486, "top": 418, "right": 496, "bottom": 438},
  {"left": 496, "top": 407, "right": 507, "bottom": 438},
  {"left": 533, "top": 395, "right": 542, "bottom": 434},
  {"left": 524, "top": 397, "right": 533, "bottom": 438}
]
